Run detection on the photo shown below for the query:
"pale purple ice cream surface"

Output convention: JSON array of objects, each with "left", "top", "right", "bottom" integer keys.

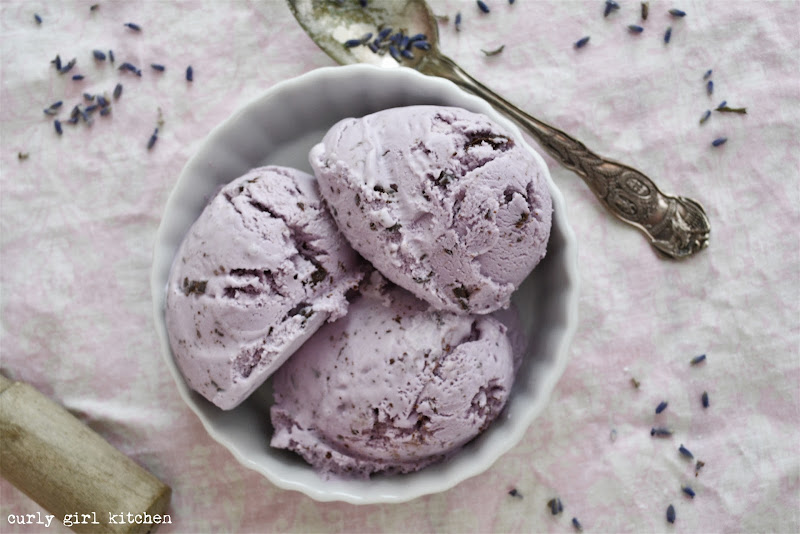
[
  {"left": 270, "top": 273, "right": 518, "bottom": 478},
  {"left": 310, "top": 105, "right": 552, "bottom": 315},
  {"left": 165, "top": 166, "right": 363, "bottom": 410}
]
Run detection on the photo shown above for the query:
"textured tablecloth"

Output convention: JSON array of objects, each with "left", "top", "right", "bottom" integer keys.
[{"left": 2, "top": 1, "right": 798, "bottom": 532}]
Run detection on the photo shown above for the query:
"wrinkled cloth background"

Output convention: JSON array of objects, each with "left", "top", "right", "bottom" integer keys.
[{"left": 1, "top": 1, "right": 798, "bottom": 532}]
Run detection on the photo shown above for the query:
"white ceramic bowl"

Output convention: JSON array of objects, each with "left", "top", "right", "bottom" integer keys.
[{"left": 151, "top": 64, "right": 578, "bottom": 504}]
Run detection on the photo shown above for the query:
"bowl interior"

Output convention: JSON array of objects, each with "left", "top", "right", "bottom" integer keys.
[{"left": 151, "top": 64, "right": 578, "bottom": 504}]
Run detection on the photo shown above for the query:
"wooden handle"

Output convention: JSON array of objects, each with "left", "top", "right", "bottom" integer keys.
[{"left": 0, "top": 374, "right": 172, "bottom": 533}]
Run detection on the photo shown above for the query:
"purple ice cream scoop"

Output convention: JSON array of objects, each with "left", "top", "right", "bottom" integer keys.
[
  {"left": 270, "top": 272, "right": 518, "bottom": 479},
  {"left": 310, "top": 105, "right": 552, "bottom": 315},
  {"left": 165, "top": 166, "right": 364, "bottom": 410}
]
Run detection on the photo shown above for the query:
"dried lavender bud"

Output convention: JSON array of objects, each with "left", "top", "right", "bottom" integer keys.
[
  {"left": 344, "top": 38, "right": 363, "bottom": 48},
  {"left": 690, "top": 354, "right": 706, "bottom": 365},
  {"left": 93, "top": 50, "right": 106, "bottom": 61},
  {"left": 108, "top": 49, "right": 115, "bottom": 63},
  {"left": 628, "top": 24, "right": 644, "bottom": 33},
  {"left": 547, "top": 497, "right": 563, "bottom": 515},
  {"left": 147, "top": 127, "right": 159, "bottom": 150},
  {"left": 701, "top": 391, "right": 709, "bottom": 408},
  {"left": 54, "top": 119, "right": 63, "bottom": 135},
  {"left": 113, "top": 83, "right": 123, "bottom": 99},
  {"left": 455, "top": 12, "right": 462, "bottom": 31},
  {"left": 572, "top": 517, "right": 583, "bottom": 532},
  {"left": 575, "top": 36, "right": 591, "bottom": 48},
  {"left": 52, "top": 55, "right": 62, "bottom": 70},
  {"left": 641, "top": 2, "right": 649, "bottom": 19},
  {"left": 656, "top": 401, "right": 668, "bottom": 414},
  {"left": 59, "top": 58, "right": 76, "bottom": 74},
  {"left": 707, "top": 80, "right": 714, "bottom": 95},
  {"left": 604, "top": 0, "right": 620, "bottom": 17},
  {"left": 100, "top": 106, "right": 111, "bottom": 116},
  {"left": 481, "top": 45, "right": 505, "bottom": 56},
  {"left": 664, "top": 26, "right": 672, "bottom": 43},
  {"left": 651, "top": 427, "right": 673, "bottom": 437},
  {"left": 699, "top": 110, "right": 711, "bottom": 124},
  {"left": 508, "top": 488, "right": 522, "bottom": 498},
  {"left": 413, "top": 40, "right": 431, "bottom": 50},
  {"left": 666, "top": 504, "right": 676, "bottom": 523},
  {"left": 477, "top": 0, "right": 490, "bottom": 14},
  {"left": 712, "top": 137, "right": 727, "bottom": 147},
  {"left": 18, "top": 152, "right": 29, "bottom": 160},
  {"left": 669, "top": 8, "right": 686, "bottom": 17},
  {"left": 151, "top": 63, "right": 166, "bottom": 71},
  {"left": 631, "top": 377, "right": 641, "bottom": 388},
  {"left": 716, "top": 105, "right": 747, "bottom": 114},
  {"left": 34, "top": 13, "right": 42, "bottom": 24},
  {"left": 72, "top": 74, "right": 84, "bottom": 80},
  {"left": 703, "top": 69, "right": 713, "bottom": 80},
  {"left": 90, "top": 4, "right": 99, "bottom": 10},
  {"left": 678, "top": 444, "right": 694, "bottom": 459},
  {"left": 124, "top": 22, "right": 142, "bottom": 31},
  {"left": 682, "top": 486, "right": 695, "bottom": 498},
  {"left": 186, "top": 65, "right": 193, "bottom": 82}
]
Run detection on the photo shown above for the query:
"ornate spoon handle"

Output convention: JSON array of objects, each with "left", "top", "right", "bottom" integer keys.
[{"left": 419, "top": 53, "right": 710, "bottom": 259}]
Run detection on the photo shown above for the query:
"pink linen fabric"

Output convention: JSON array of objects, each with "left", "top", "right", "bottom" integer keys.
[{"left": 1, "top": 1, "right": 798, "bottom": 532}]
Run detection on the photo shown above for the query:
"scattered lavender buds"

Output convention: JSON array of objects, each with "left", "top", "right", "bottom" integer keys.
[
  {"left": 90, "top": 4, "right": 99, "bottom": 10},
  {"left": 345, "top": 38, "right": 363, "bottom": 47},
  {"left": 455, "top": 12, "right": 462, "bottom": 31},
  {"left": 151, "top": 63, "right": 166, "bottom": 71},
  {"left": 695, "top": 460, "right": 705, "bottom": 476},
  {"left": 682, "top": 486, "right": 696, "bottom": 498},
  {"left": 702, "top": 391, "right": 709, "bottom": 408},
  {"left": 109, "top": 50, "right": 115, "bottom": 63},
  {"left": 703, "top": 69, "right": 713, "bottom": 80},
  {"left": 669, "top": 8, "right": 687, "bottom": 17},
  {"left": 54, "top": 119, "right": 63, "bottom": 135},
  {"left": 93, "top": 50, "right": 107, "bottom": 61},
  {"left": 18, "top": 152, "right": 29, "bottom": 160},
  {"left": 481, "top": 44, "right": 505, "bottom": 56},
  {"left": 508, "top": 488, "right": 522, "bottom": 498},
  {"left": 572, "top": 517, "right": 583, "bottom": 532},
  {"left": 664, "top": 27, "right": 672, "bottom": 44},
  {"left": 604, "top": 0, "right": 620, "bottom": 17},
  {"left": 119, "top": 62, "right": 141, "bottom": 76},
  {"left": 707, "top": 80, "right": 714, "bottom": 95},
  {"left": 547, "top": 497, "right": 564, "bottom": 515},
  {"left": 51, "top": 55, "right": 62, "bottom": 70},
  {"left": 690, "top": 354, "right": 707, "bottom": 365},
  {"left": 717, "top": 100, "right": 727, "bottom": 109},
  {"left": 113, "top": 83, "right": 123, "bottom": 99},
  {"left": 34, "top": 13, "right": 42, "bottom": 24},
  {"left": 72, "top": 74, "right": 84, "bottom": 80},
  {"left": 678, "top": 444, "right": 694, "bottom": 459},
  {"left": 666, "top": 504, "right": 676, "bottom": 523},
  {"left": 100, "top": 106, "right": 111, "bottom": 116},
  {"left": 575, "top": 36, "right": 591, "bottom": 48},
  {"left": 477, "top": 0, "right": 490, "bottom": 14},
  {"left": 651, "top": 427, "right": 673, "bottom": 437},
  {"left": 147, "top": 127, "right": 159, "bottom": 149},
  {"left": 641, "top": 2, "right": 649, "bottom": 20},
  {"left": 656, "top": 401, "right": 669, "bottom": 414},
  {"left": 712, "top": 137, "right": 727, "bottom": 147},
  {"left": 124, "top": 22, "right": 142, "bottom": 31},
  {"left": 186, "top": 65, "right": 193, "bottom": 81},
  {"left": 631, "top": 377, "right": 641, "bottom": 388},
  {"left": 628, "top": 25, "right": 644, "bottom": 33}
]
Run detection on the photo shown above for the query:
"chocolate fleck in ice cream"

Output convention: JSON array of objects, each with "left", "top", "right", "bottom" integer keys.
[
  {"left": 165, "top": 166, "right": 364, "bottom": 410},
  {"left": 270, "top": 272, "right": 518, "bottom": 478},
  {"left": 310, "top": 105, "right": 552, "bottom": 315}
]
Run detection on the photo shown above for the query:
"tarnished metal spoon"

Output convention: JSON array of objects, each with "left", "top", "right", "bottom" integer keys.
[{"left": 287, "top": 0, "right": 710, "bottom": 259}]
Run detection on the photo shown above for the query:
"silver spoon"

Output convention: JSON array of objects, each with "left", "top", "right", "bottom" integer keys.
[{"left": 287, "top": 0, "right": 710, "bottom": 259}]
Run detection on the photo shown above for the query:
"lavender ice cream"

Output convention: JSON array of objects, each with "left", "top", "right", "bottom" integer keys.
[
  {"left": 310, "top": 105, "right": 552, "bottom": 315},
  {"left": 270, "top": 272, "right": 517, "bottom": 478},
  {"left": 165, "top": 166, "right": 363, "bottom": 410}
]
